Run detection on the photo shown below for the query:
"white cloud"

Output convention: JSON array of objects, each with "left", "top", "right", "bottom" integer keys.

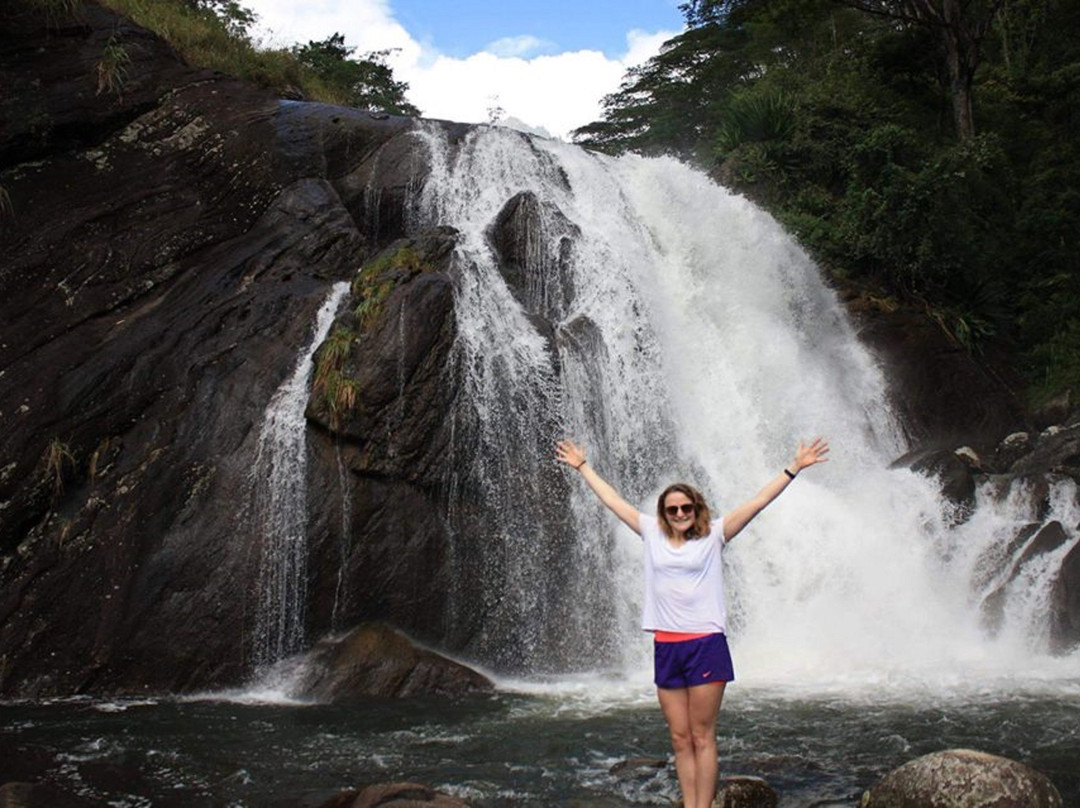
[
  {"left": 244, "top": 0, "right": 680, "bottom": 139},
  {"left": 484, "top": 34, "right": 556, "bottom": 58}
]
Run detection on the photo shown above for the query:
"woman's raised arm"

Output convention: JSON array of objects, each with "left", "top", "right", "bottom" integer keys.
[
  {"left": 556, "top": 440, "right": 641, "bottom": 535},
  {"left": 722, "top": 437, "right": 829, "bottom": 542}
]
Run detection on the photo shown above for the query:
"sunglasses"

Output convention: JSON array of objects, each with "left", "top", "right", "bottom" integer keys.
[{"left": 664, "top": 503, "right": 696, "bottom": 517}]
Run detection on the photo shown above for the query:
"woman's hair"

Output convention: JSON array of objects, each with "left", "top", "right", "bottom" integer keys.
[{"left": 657, "top": 483, "right": 712, "bottom": 540}]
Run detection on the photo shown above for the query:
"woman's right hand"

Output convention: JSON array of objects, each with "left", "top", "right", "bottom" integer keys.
[{"left": 555, "top": 439, "right": 586, "bottom": 469}]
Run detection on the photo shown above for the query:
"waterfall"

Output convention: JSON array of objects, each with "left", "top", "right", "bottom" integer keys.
[
  {"left": 250, "top": 282, "right": 349, "bottom": 671},
  {"left": 409, "top": 123, "right": 1079, "bottom": 688}
]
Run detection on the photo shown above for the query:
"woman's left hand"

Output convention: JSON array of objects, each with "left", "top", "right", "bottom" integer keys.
[{"left": 792, "top": 437, "right": 830, "bottom": 472}]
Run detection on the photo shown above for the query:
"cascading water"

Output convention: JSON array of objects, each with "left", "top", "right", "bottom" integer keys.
[
  {"left": 249, "top": 282, "right": 349, "bottom": 671},
  {"left": 409, "top": 123, "right": 1079, "bottom": 690}
]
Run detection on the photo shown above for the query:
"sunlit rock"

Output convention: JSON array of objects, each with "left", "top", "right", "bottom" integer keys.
[
  {"left": 860, "top": 748, "right": 1062, "bottom": 807},
  {"left": 716, "top": 775, "right": 778, "bottom": 808}
]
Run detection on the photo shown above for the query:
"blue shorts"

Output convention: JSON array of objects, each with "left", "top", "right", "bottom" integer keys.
[{"left": 653, "top": 633, "right": 735, "bottom": 689}]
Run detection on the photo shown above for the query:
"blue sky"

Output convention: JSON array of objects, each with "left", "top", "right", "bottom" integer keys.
[
  {"left": 245, "top": 0, "right": 685, "bottom": 138},
  {"left": 391, "top": 0, "right": 685, "bottom": 59}
]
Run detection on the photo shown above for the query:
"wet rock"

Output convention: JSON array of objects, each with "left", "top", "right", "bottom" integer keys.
[
  {"left": 316, "top": 782, "right": 470, "bottom": 808},
  {"left": 290, "top": 623, "right": 493, "bottom": 700},
  {"left": 305, "top": 231, "right": 459, "bottom": 483},
  {"left": 841, "top": 287, "right": 1022, "bottom": 446},
  {"left": 609, "top": 756, "right": 668, "bottom": 781},
  {"left": 1050, "top": 542, "right": 1080, "bottom": 652},
  {"left": 892, "top": 448, "right": 975, "bottom": 523},
  {"left": 0, "top": 0, "right": 483, "bottom": 696},
  {"left": 859, "top": 748, "right": 1062, "bottom": 807},
  {"left": 1015, "top": 521, "right": 1069, "bottom": 567},
  {"left": 955, "top": 446, "right": 984, "bottom": 471},
  {"left": 995, "top": 432, "right": 1034, "bottom": 471},
  {"left": 0, "top": 782, "right": 100, "bottom": 808},
  {"left": 715, "top": 776, "right": 778, "bottom": 807},
  {"left": 1011, "top": 424, "right": 1080, "bottom": 479},
  {"left": 979, "top": 522, "right": 1068, "bottom": 635},
  {"left": 488, "top": 189, "right": 578, "bottom": 322}
]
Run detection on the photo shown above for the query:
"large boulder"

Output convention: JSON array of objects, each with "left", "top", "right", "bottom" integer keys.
[
  {"left": 289, "top": 623, "right": 493, "bottom": 700},
  {"left": 860, "top": 749, "right": 1062, "bottom": 808}
]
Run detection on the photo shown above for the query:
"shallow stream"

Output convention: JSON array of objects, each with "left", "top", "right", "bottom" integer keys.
[{"left": 3, "top": 676, "right": 1078, "bottom": 806}]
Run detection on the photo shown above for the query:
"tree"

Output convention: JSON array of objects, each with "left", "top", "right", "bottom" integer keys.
[
  {"left": 292, "top": 34, "right": 420, "bottom": 116},
  {"left": 842, "top": 0, "right": 1007, "bottom": 140},
  {"left": 183, "top": 0, "right": 257, "bottom": 39}
]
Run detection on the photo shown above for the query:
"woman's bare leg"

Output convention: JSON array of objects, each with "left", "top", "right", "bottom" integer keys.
[
  {"left": 687, "top": 682, "right": 726, "bottom": 808},
  {"left": 657, "top": 687, "right": 696, "bottom": 807}
]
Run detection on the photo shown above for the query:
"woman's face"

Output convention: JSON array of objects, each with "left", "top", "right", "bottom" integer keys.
[{"left": 663, "top": 491, "right": 696, "bottom": 535}]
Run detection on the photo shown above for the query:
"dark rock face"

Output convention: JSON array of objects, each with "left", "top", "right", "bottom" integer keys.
[
  {"left": 289, "top": 622, "right": 492, "bottom": 701},
  {"left": 488, "top": 190, "right": 578, "bottom": 322},
  {"left": 841, "top": 289, "right": 1023, "bottom": 447},
  {"left": 0, "top": 0, "right": 451, "bottom": 696},
  {"left": 860, "top": 748, "right": 1062, "bottom": 808}
]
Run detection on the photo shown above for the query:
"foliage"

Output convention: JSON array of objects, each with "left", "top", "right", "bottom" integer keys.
[
  {"left": 351, "top": 245, "right": 432, "bottom": 326},
  {"left": 575, "top": 0, "right": 1080, "bottom": 403},
  {"left": 313, "top": 326, "right": 360, "bottom": 427},
  {"left": 94, "top": 0, "right": 419, "bottom": 113},
  {"left": 291, "top": 35, "right": 419, "bottom": 116},
  {"left": 96, "top": 34, "right": 132, "bottom": 96}
]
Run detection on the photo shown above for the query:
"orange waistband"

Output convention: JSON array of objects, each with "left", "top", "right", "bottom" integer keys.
[{"left": 653, "top": 630, "right": 713, "bottom": 643}]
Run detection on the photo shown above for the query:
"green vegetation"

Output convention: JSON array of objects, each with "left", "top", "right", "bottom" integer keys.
[
  {"left": 58, "top": 0, "right": 420, "bottom": 113},
  {"left": 313, "top": 326, "right": 360, "bottom": 428},
  {"left": 291, "top": 34, "right": 419, "bottom": 115},
  {"left": 352, "top": 245, "right": 432, "bottom": 328},
  {"left": 96, "top": 34, "right": 132, "bottom": 96},
  {"left": 575, "top": 0, "right": 1080, "bottom": 403},
  {"left": 310, "top": 245, "right": 436, "bottom": 426}
]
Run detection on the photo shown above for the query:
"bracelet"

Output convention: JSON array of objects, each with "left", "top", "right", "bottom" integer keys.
[
  {"left": 574, "top": 460, "right": 587, "bottom": 470},
  {"left": 784, "top": 468, "right": 797, "bottom": 480}
]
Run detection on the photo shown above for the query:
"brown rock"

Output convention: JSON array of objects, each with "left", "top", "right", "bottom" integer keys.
[
  {"left": 715, "top": 775, "right": 778, "bottom": 808},
  {"left": 291, "top": 623, "right": 493, "bottom": 700},
  {"left": 859, "top": 748, "right": 1062, "bottom": 807}
]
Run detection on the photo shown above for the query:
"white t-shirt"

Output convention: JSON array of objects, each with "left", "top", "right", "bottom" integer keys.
[{"left": 639, "top": 512, "right": 727, "bottom": 634}]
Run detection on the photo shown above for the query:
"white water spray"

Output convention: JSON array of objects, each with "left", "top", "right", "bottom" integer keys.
[
  {"left": 411, "top": 124, "right": 1079, "bottom": 692},
  {"left": 250, "top": 282, "right": 349, "bottom": 670}
]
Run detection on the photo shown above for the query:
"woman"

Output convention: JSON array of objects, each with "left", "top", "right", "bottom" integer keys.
[{"left": 555, "top": 437, "right": 829, "bottom": 808}]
